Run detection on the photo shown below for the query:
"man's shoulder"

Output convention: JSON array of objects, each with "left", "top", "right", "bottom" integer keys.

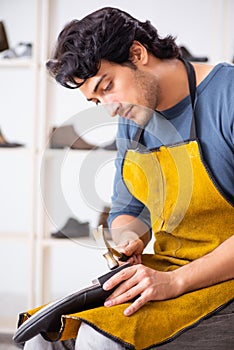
[
  {"left": 197, "top": 62, "right": 234, "bottom": 95},
  {"left": 206, "top": 62, "right": 234, "bottom": 81}
]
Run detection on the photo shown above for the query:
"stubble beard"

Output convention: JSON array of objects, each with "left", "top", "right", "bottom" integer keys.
[{"left": 134, "top": 70, "right": 161, "bottom": 126}]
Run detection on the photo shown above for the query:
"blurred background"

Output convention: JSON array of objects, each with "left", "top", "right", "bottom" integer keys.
[{"left": 0, "top": 0, "right": 233, "bottom": 340}]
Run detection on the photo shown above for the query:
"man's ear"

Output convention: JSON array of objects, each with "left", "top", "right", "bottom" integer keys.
[{"left": 129, "top": 41, "right": 148, "bottom": 65}]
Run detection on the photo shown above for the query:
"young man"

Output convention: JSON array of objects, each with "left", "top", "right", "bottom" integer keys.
[{"left": 24, "top": 7, "right": 234, "bottom": 350}]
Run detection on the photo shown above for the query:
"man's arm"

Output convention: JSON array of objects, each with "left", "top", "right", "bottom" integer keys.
[
  {"left": 111, "top": 214, "right": 151, "bottom": 247},
  {"left": 173, "top": 233, "right": 234, "bottom": 294}
]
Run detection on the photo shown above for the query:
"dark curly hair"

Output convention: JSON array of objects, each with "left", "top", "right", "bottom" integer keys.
[{"left": 46, "top": 7, "right": 181, "bottom": 89}]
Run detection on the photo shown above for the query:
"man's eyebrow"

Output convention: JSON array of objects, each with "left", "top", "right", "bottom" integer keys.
[
  {"left": 86, "top": 74, "right": 108, "bottom": 101},
  {"left": 94, "top": 74, "right": 107, "bottom": 92}
]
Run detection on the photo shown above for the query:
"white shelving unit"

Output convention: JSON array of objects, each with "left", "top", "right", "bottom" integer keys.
[
  {"left": 0, "top": 0, "right": 45, "bottom": 332},
  {"left": 0, "top": 0, "right": 233, "bottom": 334}
]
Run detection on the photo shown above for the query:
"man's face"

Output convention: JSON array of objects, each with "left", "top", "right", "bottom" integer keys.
[{"left": 77, "top": 60, "right": 161, "bottom": 126}]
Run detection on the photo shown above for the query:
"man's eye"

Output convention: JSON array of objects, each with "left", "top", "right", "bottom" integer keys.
[{"left": 104, "top": 82, "right": 112, "bottom": 92}]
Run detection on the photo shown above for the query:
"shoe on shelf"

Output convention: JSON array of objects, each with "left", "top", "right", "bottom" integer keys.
[
  {"left": 179, "top": 46, "right": 208, "bottom": 62},
  {"left": 14, "top": 42, "right": 32, "bottom": 58},
  {"left": 0, "top": 42, "right": 32, "bottom": 59},
  {"left": 101, "top": 139, "right": 117, "bottom": 151},
  {"left": 51, "top": 217, "right": 90, "bottom": 238},
  {"left": 0, "top": 128, "right": 23, "bottom": 147},
  {"left": 49, "top": 125, "right": 98, "bottom": 150},
  {"left": 98, "top": 206, "right": 112, "bottom": 240},
  {"left": 0, "top": 21, "right": 9, "bottom": 52},
  {"left": 0, "top": 48, "right": 16, "bottom": 59}
]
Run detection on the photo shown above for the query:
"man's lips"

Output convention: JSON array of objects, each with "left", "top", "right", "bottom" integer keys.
[{"left": 122, "top": 105, "right": 133, "bottom": 119}]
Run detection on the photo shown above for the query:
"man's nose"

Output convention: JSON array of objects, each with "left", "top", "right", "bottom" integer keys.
[{"left": 103, "top": 102, "right": 121, "bottom": 117}]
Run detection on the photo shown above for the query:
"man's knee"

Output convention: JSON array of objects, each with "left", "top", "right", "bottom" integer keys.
[
  {"left": 23, "top": 334, "right": 75, "bottom": 350},
  {"left": 23, "top": 334, "right": 53, "bottom": 350},
  {"left": 75, "top": 322, "right": 124, "bottom": 350}
]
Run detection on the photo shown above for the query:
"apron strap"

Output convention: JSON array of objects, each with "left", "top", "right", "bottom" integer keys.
[
  {"left": 132, "top": 126, "right": 144, "bottom": 146},
  {"left": 181, "top": 58, "right": 197, "bottom": 140},
  {"left": 132, "top": 58, "right": 197, "bottom": 144}
]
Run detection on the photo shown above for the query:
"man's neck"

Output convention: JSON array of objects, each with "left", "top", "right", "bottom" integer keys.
[{"left": 152, "top": 58, "right": 213, "bottom": 111}]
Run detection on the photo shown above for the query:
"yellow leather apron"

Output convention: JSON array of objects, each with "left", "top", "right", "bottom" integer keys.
[{"left": 22, "top": 61, "right": 234, "bottom": 349}]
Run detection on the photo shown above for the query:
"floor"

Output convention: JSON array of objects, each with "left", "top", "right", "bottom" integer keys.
[{"left": 0, "top": 334, "right": 21, "bottom": 350}]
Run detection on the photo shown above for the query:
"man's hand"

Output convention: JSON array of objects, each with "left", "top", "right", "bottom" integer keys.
[
  {"left": 103, "top": 264, "right": 178, "bottom": 316},
  {"left": 116, "top": 234, "right": 145, "bottom": 264},
  {"left": 111, "top": 214, "right": 151, "bottom": 265}
]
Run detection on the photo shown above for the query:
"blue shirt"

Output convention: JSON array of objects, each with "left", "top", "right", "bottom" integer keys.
[{"left": 108, "top": 63, "right": 234, "bottom": 229}]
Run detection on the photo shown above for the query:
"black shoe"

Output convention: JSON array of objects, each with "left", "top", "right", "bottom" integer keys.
[
  {"left": 0, "top": 21, "right": 9, "bottom": 52},
  {"left": 50, "top": 125, "right": 98, "bottom": 150},
  {"left": 179, "top": 46, "right": 208, "bottom": 62},
  {"left": 0, "top": 128, "right": 23, "bottom": 147},
  {"left": 51, "top": 217, "right": 90, "bottom": 238}
]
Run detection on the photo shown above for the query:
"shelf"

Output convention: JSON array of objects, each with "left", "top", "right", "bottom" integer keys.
[
  {"left": 0, "top": 147, "right": 32, "bottom": 154},
  {"left": 41, "top": 236, "right": 98, "bottom": 248},
  {"left": 44, "top": 148, "right": 117, "bottom": 157},
  {"left": 0, "top": 233, "right": 31, "bottom": 242},
  {"left": 0, "top": 58, "right": 35, "bottom": 68}
]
